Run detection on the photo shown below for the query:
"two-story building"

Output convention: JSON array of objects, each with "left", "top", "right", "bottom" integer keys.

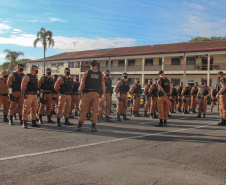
[{"left": 27, "top": 40, "right": 226, "bottom": 88}]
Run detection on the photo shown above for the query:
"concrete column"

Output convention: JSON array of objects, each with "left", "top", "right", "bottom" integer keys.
[
  {"left": 162, "top": 57, "right": 164, "bottom": 71},
  {"left": 108, "top": 57, "right": 111, "bottom": 71},
  {"left": 142, "top": 57, "right": 145, "bottom": 87},
  {"left": 124, "top": 58, "right": 127, "bottom": 72},
  {"left": 207, "top": 54, "right": 210, "bottom": 87},
  {"left": 183, "top": 53, "right": 187, "bottom": 85},
  {"left": 79, "top": 61, "right": 82, "bottom": 80}
]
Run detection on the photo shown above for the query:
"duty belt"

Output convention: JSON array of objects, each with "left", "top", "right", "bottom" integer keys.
[
  {"left": 120, "top": 92, "right": 127, "bottom": 94},
  {"left": 87, "top": 89, "right": 98, "bottom": 92},
  {"left": 72, "top": 92, "right": 81, "bottom": 95},
  {"left": 0, "top": 93, "right": 8, "bottom": 96},
  {"left": 61, "top": 93, "right": 72, "bottom": 95},
  {"left": 27, "top": 92, "right": 37, "bottom": 94},
  {"left": 13, "top": 90, "right": 21, "bottom": 92},
  {"left": 42, "top": 92, "right": 52, "bottom": 94}
]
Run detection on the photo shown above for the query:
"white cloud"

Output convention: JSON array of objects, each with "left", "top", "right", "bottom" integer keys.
[
  {"left": 0, "top": 54, "right": 5, "bottom": 58},
  {"left": 49, "top": 17, "right": 67, "bottom": 22},
  {"left": 183, "top": 1, "right": 205, "bottom": 10},
  {"left": 0, "top": 23, "right": 12, "bottom": 33},
  {"left": 13, "top": 29, "right": 22, "bottom": 32}
]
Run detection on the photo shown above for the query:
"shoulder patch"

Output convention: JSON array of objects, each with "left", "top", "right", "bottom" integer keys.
[{"left": 24, "top": 76, "right": 27, "bottom": 80}]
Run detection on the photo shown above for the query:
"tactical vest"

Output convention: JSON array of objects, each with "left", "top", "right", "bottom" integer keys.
[
  {"left": 220, "top": 78, "right": 226, "bottom": 94},
  {"left": 85, "top": 70, "right": 102, "bottom": 91},
  {"left": 119, "top": 80, "right": 130, "bottom": 93},
  {"left": 212, "top": 89, "right": 218, "bottom": 97},
  {"left": 26, "top": 74, "right": 38, "bottom": 93},
  {"left": 150, "top": 84, "right": 158, "bottom": 97},
  {"left": 159, "top": 78, "right": 170, "bottom": 93},
  {"left": 183, "top": 87, "right": 190, "bottom": 96},
  {"left": 40, "top": 76, "right": 53, "bottom": 91},
  {"left": 59, "top": 77, "right": 73, "bottom": 94},
  {"left": 191, "top": 86, "right": 198, "bottom": 95},
  {"left": 178, "top": 86, "right": 183, "bottom": 95},
  {"left": 134, "top": 84, "right": 142, "bottom": 94},
  {"left": 12, "top": 72, "right": 24, "bottom": 92},
  {"left": 72, "top": 82, "right": 80, "bottom": 93},
  {"left": 171, "top": 88, "right": 177, "bottom": 96},
  {"left": 105, "top": 77, "right": 112, "bottom": 93},
  {"left": 199, "top": 86, "right": 208, "bottom": 96}
]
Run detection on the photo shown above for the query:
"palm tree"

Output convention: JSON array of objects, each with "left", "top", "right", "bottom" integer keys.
[
  {"left": 33, "top": 27, "right": 54, "bottom": 73},
  {"left": 4, "top": 49, "right": 24, "bottom": 72}
]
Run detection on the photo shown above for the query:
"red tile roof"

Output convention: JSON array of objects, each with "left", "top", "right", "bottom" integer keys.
[{"left": 29, "top": 40, "right": 226, "bottom": 63}]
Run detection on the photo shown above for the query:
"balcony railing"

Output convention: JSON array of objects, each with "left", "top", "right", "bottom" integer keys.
[{"left": 144, "top": 65, "right": 162, "bottom": 71}]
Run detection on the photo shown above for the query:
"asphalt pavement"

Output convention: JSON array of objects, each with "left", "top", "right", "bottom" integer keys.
[{"left": 0, "top": 106, "right": 225, "bottom": 185}]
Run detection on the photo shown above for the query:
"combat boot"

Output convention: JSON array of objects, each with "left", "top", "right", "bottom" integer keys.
[
  {"left": 74, "top": 122, "right": 83, "bottom": 132},
  {"left": 132, "top": 111, "right": 137, "bottom": 117},
  {"left": 123, "top": 114, "right": 130, "bottom": 120},
  {"left": 19, "top": 116, "right": 23, "bottom": 125},
  {"left": 86, "top": 114, "right": 90, "bottom": 120},
  {"left": 195, "top": 113, "right": 201, "bottom": 118},
  {"left": 105, "top": 116, "right": 113, "bottom": 122},
  {"left": 130, "top": 109, "right": 133, "bottom": 116},
  {"left": 23, "top": 120, "right": 28, "bottom": 129},
  {"left": 144, "top": 111, "right": 149, "bottom": 117},
  {"left": 9, "top": 116, "right": 13, "bottom": 125},
  {"left": 217, "top": 119, "right": 226, "bottom": 126},
  {"left": 155, "top": 119, "right": 163, "bottom": 127},
  {"left": 69, "top": 113, "right": 74, "bottom": 119},
  {"left": 110, "top": 109, "right": 114, "bottom": 114},
  {"left": 47, "top": 115, "right": 55, "bottom": 123},
  {"left": 117, "top": 114, "right": 121, "bottom": 121},
  {"left": 3, "top": 115, "right": 8, "bottom": 122},
  {"left": 171, "top": 109, "right": 176, "bottom": 113},
  {"left": 203, "top": 113, "right": 206, "bottom": 118},
  {"left": 153, "top": 113, "right": 158, "bottom": 118},
  {"left": 91, "top": 123, "right": 97, "bottom": 132},
  {"left": 177, "top": 108, "right": 182, "bottom": 113},
  {"left": 164, "top": 120, "right": 167, "bottom": 127},
  {"left": 150, "top": 113, "right": 154, "bottom": 118},
  {"left": 136, "top": 112, "right": 141, "bottom": 117},
  {"left": 64, "top": 118, "right": 73, "bottom": 125},
  {"left": 97, "top": 116, "right": 100, "bottom": 123},
  {"left": 14, "top": 113, "right": 17, "bottom": 120},
  {"left": 31, "top": 120, "right": 41, "bottom": 127},
  {"left": 100, "top": 114, "right": 104, "bottom": 120},
  {"left": 74, "top": 111, "right": 78, "bottom": 116},
  {"left": 57, "top": 117, "right": 61, "bottom": 127},
  {"left": 52, "top": 110, "right": 56, "bottom": 115},
  {"left": 184, "top": 109, "right": 190, "bottom": 114},
  {"left": 39, "top": 115, "right": 44, "bottom": 124},
  {"left": 168, "top": 114, "right": 172, "bottom": 117}
]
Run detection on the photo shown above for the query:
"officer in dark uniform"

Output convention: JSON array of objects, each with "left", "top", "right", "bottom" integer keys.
[
  {"left": 51, "top": 74, "right": 59, "bottom": 115},
  {"left": 148, "top": 79, "right": 158, "bottom": 118},
  {"left": 70, "top": 75, "right": 80, "bottom": 118},
  {"left": 190, "top": 82, "right": 198, "bottom": 113},
  {"left": 156, "top": 70, "right": 171, "bottom": 127},
  {"left": 75, "top": 60, "right": 105, "bottom": 132},
  {"left": 38, "top": 68, "right": 54, "bottom": 124},
  {"left": 21, "top": 65, "right": 41, "bottom": 128},
  {"left": 170, "top": 83, "right": 178, "bottom": 113},
  {"left": 54, "top": 68, "right": 73, "bottom": 127},
  {"left": 144, "top": 79, "right": 152, "bottom": 117},
  {"left": 177, "top": 82, "right": 183, "bottom": 113},
  {"left": 7, "top": 64, "right": 25, "bottom": 125},
  {"left": 115, "top": 73, "right": 130, "bottom": 121}
]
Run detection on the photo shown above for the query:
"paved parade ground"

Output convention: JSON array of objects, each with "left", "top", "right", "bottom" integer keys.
[{"left": 0, "top": 106, "right": 225, "bottom": 185}]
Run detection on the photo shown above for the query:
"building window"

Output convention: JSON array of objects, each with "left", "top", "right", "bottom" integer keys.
[
  {"left": 171, "top": 58, "right": 181, "bottom": 65},
  {"left": 118, "top": 60, "right": 125, "bottom": 67},
  {"left": 68, "top": 62, "right": 75, "bottom": 68},
  {"left": 186, "top": 57, "right": 196, "bottom": 65},
  {"left": 171, "top": 78, "right": 180, "bottom": 86},
  {"left": 57, "top": 63, "right": 64, "bottom": 67},
  {"left": 128, "top": 60, "right": 135, "bottom": 66},
  {"left": 159, "top": 58, "right": 162, "bottom": 66},
  {"left": 51, "top": 63, "right": 56, "bottom": 67},
  {"left": 145, "top": 59, "right": 153, "bottom": 66}
]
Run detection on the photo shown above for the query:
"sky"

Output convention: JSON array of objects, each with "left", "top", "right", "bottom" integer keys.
[{"left": 0, "top": 0, "right": 226, "bottom": 64}]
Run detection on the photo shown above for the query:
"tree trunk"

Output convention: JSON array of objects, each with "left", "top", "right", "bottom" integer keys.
[{"left": 44, "top": 46, "right": 46, "bottom": 74}]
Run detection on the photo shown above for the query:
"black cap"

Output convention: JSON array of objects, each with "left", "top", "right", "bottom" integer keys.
[
  {"left": 31, "top": 65, "right": 38, "bottom": 68},
  {"left": 65, "top": 67, "right": 70, "bottom": 71},
  {"left": 54, "top": 74, "right": 58, "bottom": 78},
  {"left": 90, "top": 60, "right": 98, "bottom": 67},
  {"left": 105, "top": 69, "right": 110, "bottom": 73},
  {"left": 218, "top": 71, "right": 224, "bottom": 75},
  {"left": 18, "top": 64, "right": 24, "bottom": 67},
  {"left": 46, "top": 68, "right": 51, "bottom": 71},
  {"left": 159, "top": 70, "right": 164, "bottom": 75},
  {"left": 123, "top": 72, "right": 128, "bottom": 76},
  {"left": 76, "top": 75, "right": 79, "bottom": 78}
]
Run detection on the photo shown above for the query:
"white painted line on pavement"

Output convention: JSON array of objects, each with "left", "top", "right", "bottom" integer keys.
[{"left": 0, "top": 122, "right": 217, "bottom": 161}]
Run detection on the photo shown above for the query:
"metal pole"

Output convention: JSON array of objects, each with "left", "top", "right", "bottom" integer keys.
[
  {"left": 183, "top": 53, "right": 186, "bottom": 84},
  {"left": 207, "top": 54, "right": 210, "bottom": 87}
]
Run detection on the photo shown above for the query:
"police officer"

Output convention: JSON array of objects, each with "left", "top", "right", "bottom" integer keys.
[
  {"left": 211, "top": 84, "right": 219, "bottom": 112},
  {"left": 181, "top": 83, "right": 191, "bottom": 114},
  {"left": 144, "top": 79, "right": 152, "bottom": 117},
  {"left": 196, "top": 81, "right": 210, "bottom": 118},
  {"left": 21, "top": 65, "right": 41, "bottom": 128},
  {"left": 75, "top": 60, "right": 105, "bottom": 132},
  {"left": 216, "top": 71, "right": 226, "bottom": 125},
  {"left": 156, "top": 70, "right": 171, "bottom": 127},
  {"left": 51, "top": 74, "right": 59, "bottom": 115},
  {"left": 148, "top": 79, "right": 158, "bottom": 119},
  {"left": 38, "top": 68, "right": 54, "bottom": 124},
  {"left": 0, "top": 70, "right": 9, "bottom": 122},
  {"left": 129, "top": 78, "right": 142, "bottom": 117},
  {"left": 115, "top": 73, "right": 130, "bottom": 121},
  {"left": 177, "top": 82, "right": 183, "bottom": 113},
  {"left": 54, "top": 68, "right": 73, "bottom": 127},
  {"left": 170, "top": 83, "right": 178, "bottom": 113},
  {"left": 190, "top": 82, "right": 198, "bottom": 113},
  {"left": 70, "top": 75, "right": 80, "bottom": 118},
  {"left": 7, "top": 64, "right": 24, "bottom": 125}
]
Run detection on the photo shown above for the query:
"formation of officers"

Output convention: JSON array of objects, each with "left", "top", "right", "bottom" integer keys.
[{"left": 0, "top": 61, "right": 226, "bottom": 132}]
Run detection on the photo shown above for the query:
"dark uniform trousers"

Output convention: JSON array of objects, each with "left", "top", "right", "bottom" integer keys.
[
  {"left": 198, "top": 98, "right": 208, "bottom": 114},
  {"left": 144, "top": 97, "right": 151, "bottom": 112},
  {"left": 219, "top": 94, "right": 226, "bottom": 120},
  {"left": 150, "top": 96, "right": 158, "bottom": 114},
  {"left": 9, "top": 91, "right": 24, "bottom": 116},
  {"left": 0, "top": 94, "right": 9, "bottom": 115},
  {"left": 38, "top": 93, "right": 52, "bottom": 116},
  {"left": 132, "top": 94, "right": 140, "bottom": 111},
  {"left": 191, "top": 95, "right": 197, "bottom": 110},
  {"left": 57, "top": 94, "right": 71, "bottom": 118},
  {"left": 51, "top": 93, "right": 59, "bottom": 112},
  {"left": 116, "top": 93, "right": 128, "bottom": 115},
  {"left": 22, "top": 94, "right": 37, "bottom": 121},
  {"left": 158, "top": 95, "right": 169, "bottom": 120},
  {"left": 79, "top": 92, "right": 99, "bottom": 123},
  {"left": 211, "top": 97, "right": 219, "bottom": 110}
]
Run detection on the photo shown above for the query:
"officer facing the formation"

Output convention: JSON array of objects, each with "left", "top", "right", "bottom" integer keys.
[
  {"left": 190, "top": 82, "right": 198, "bottom": 113},
  {"left": 129, "top": 78, "right": 142, "bottom": 117},
  {"left": 148, "top": 79, "right": 158, "bottom": 118},
  {"left": 21, "top": 65, "right": 41, "bottom": 128},
  {"left": 75, "top": 60, "right": 105, "bottom": 132},
  {"left": 216, "top": 71, "right": 226, "bottom": 125},
  {"left": 38, "top": 68, "right": 54, "bottom": 124},
  {"left": 70, "top": 75, "right": 80, "bottom": 118},
  {"left": 144, "top": 79, "right": 152, "bottom": 117},
  {"left": 51, "top": 74, "right": 59, "bottom": 115},
  {"left": 156, "top": 70, "right": 171, "bottom": 127},
  {"left": 196, "top": 81, "right": 210, "bottom": 118},
  {"left": 0, "top": 70, "right": 9, "bottom": 122},
  {"left": 170, "top": 83, "right": 178, "bottom": 113},
  {"left": 115, "top": 73, "right": 130, "bottom": 121},
  {"left": 177, "top": 82, "right": 183, "bottom": 113},
  {"left": 54, "top": 68, "right": 73, "bottom": 127},
  {"left": 181, "top": 83, "right": 191, "bottom": 114},
  {"left": 7, "top": 64, "right": 24, "bottom": 125},
  {"left": 211, "top": 84, "right": 219, "bottom": 112}
]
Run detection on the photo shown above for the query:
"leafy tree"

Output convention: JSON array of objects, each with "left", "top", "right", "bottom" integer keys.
[
  {"left": 1, "top": 62, "right": 10, "bottom": 71},
  {"left": 33, "top": 27, "right": 54, "bottom": 73},
  {"left": 4, "top": 49, "right": 24, "bottom": 72},
  {"left": 188, "top": 36, "right": 226, "bottom": 42}
]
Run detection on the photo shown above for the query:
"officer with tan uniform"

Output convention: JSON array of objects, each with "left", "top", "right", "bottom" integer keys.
[
  {"left": 170, "top": 83, "right": 178, "bottom": 113},
  {"left": 0, "top": 70, "right": 9, "bottom": 122},
  {"left": 196, "top": 82, "right": 210, "bottom": 118},
  {"left": 7, "top": 64, "right": 24, "bottom": 125},
  {"left": 181, "top": 83, "right": 191, "bottom": 114},
  {"left": 190, "top": 82, "right": 198, "bottom": 113},
  {"left": 38, "top": 68, "right": 54, "bottom": 124},
  {"left": 216, "top": 71, "right": 226, "bottom": 125},
  {"left": 115, "top": 73, "right": 130, "bottom": 121},
  {"left": 54, "top": 68, "right": 73, "bottom": 127},
  {"left": 144, "top": 79, "right": 152, "bottom": 117},
  {"left": 156, "top": 71, "right": 171, "bottom": 127},
  {"left": 51, "top": 74, "right": 59, "bottom": 115},
  {"left": 21, "top": 65, "right": 41, "bottom": 128},
  {"left": 75, "top": 60, "right": 105, "bottom": 132},
  {"left": 70, "top": 75, "right": 80, "bottom": 118},
  {"left": 177, "top": 82, "right": 183, "bottom": 113},
  {"left": 148, "top": 79, "right": 158, "bottom": 119},
  {"left": 211, "top": 84, "right": 219, "bottom": 112}
]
